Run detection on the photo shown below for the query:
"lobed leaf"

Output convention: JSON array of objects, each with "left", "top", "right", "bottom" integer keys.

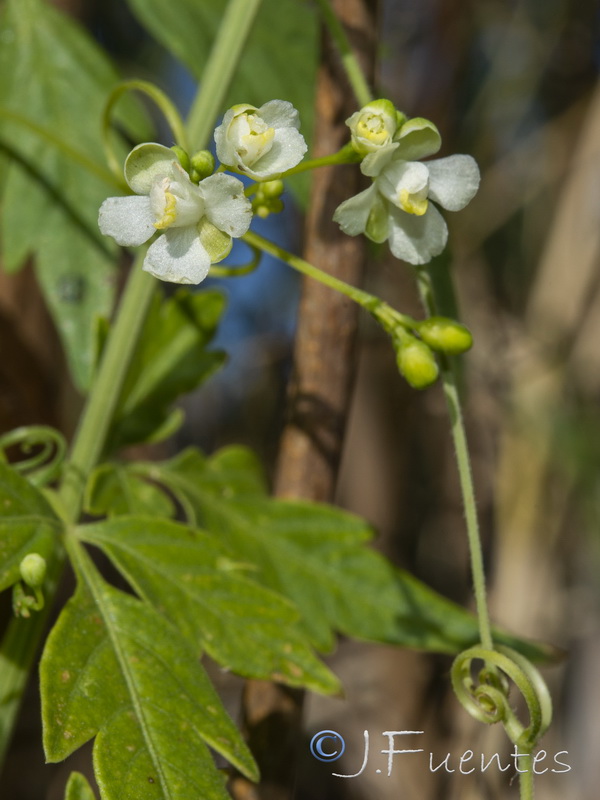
[
  {"left": 151, "top": 446, "right": 556, "bottom": 661},
  {"left": 41, "top": 549, "right": 258, "bottom": 800},
  {"left": 0, "top": 0, "right": 150, "bottom": 388},
  {"left": 77, "top": 516, "right": 340, "bottom": 694}
]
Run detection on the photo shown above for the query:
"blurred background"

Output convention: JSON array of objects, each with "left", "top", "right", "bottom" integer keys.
[{"left": 1, "top": 0, "right": 600, "bottom": 798}]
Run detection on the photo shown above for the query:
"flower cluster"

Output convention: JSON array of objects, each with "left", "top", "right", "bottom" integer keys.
[
  {"left": 99, "top": 100, "right": 305, "bottom": 285},
  {"left": 98, "top": 96, "right": 480, "bottom": 284},
  {"left": 334, "top": 101, "right": 480, "bottom": 265}
]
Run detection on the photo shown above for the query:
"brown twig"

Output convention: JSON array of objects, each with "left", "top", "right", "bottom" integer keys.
[{"left": 231, "top": 2, "right": 379, "bottom": 798}]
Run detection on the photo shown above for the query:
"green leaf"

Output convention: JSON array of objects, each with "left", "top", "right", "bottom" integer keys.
[
  {"left": 0, "top": 461, "right": 60, "bottom": 592},
  {"left": 150, "top": 446, "right": 555, "bottom": 661},
  {"left": 104, "top": 288, "right": 226, "bottom": 452},
  {"left": 84, "top": 463, "right": 175, "bottom": 519},
  {"left": 64, "top": 772, "right": 97, "bottom": 800},
  {"left": 125, "top": 0, "right": 318, "bottom": 204},
  {"left": 41, "top": 549, "right": 258, "bottom": 800},
  {"left": 77, "top": 516, "right": 340, "bottom": 694},
  {"left": 0, "top": 0, "right": 150, "bottom": 388}
]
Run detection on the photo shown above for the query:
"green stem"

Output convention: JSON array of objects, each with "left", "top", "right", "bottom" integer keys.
[
  {"left": 519, "top": 754, "right": 535, "bottom": 800},
  {"left": 186, "top": 0, "right": 263, "bottom": 151},
  {"left": 276, "top": 144, "right": 359, "bottom": 178},
  {"left": 414, "top": 268, "right": 493, "bottom": 651},
  {"left": 245, "top": 230, "right": 376, "bottom": 309},
  {"left": 103, "top": 80, "right": 189, "bottom": 182},
  {"left": 314, "top": 0, "right": 373, "bottom": 107},
  {"left": 57, "top": 258, "right": 154, "bottom": 521},
  {"left": 0, "top": 0, "right": 266, "bottom": 772}
]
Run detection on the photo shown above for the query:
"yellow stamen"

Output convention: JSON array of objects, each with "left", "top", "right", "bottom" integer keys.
[
  {"left": 154, "top": 191, "right": 177, "bottom": 229},
  {"left": 399, "top": 189, "right": 428, "bottom": 216}
]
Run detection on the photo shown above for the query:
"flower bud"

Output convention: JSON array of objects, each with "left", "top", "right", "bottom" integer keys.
[
  {"left": 170, "top": 145, "right": 190, "bottom": 172},
  {"left": 346, "top": 99, "right": 399, "bottom": 155},
  {"left": 417, "top": 317, "right": 473, "bottom": 355},
  {"left": 190, "top": 150, "right": 215, "bottom": 181},
  {"left": 19, "top": 553, "right": 47, "bottom": 588},
  {"left": 397, "top": 337, "right": 439, "bottom": 389},
  {"left": 259, "top": 179, "right": 284, "bottom": 199}
]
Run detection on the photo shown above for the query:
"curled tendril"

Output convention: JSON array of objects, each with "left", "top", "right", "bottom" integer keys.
[
  {"left": 451, "top": 645, "right": 553, "bottom": 750},
  {"left": 0, "top": 426, "right": 67, "bottom": 487}
]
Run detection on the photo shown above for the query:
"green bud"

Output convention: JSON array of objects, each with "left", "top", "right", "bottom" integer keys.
[
  {"left": 365, "top": 193, "right": 390, "bottom": 243},
  {"left": 255, "top": 204, "right": 270, "bottom": 219},
  {"left": 19, "top": 553, "right": 47, "bottom": 588},
  {"left": 190, "top": 150, "right": 215, "bottom": 180},
  {"left": 397, "top": 337, "right": 439, "bottom": 389},
  {"left": 260, "top": 179, "right": 284, "bottom": 199},
  {"left": 417, "top": 317, "right": 473, "bottom": 355},
  {"left": 170, "top": 145, "right": 190, "bottom": 172}
]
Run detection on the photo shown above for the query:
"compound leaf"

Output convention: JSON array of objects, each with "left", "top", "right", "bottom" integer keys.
[
  {"left": 41, "top": 547, "right": 257, "bottom": 800},
  {"left": 64, "top": 772, "right": 97, "bottom": 800},
  {"left": 77, "top": 516, "right": 340, "bottom": 694}
]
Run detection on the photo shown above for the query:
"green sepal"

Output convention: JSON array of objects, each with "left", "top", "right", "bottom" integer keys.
[
  {"left": 197, "top": 217, "right": 232, "bottom": 263},
  {"left": 395, "top": 117, "right": 442, "bottom": 161}
]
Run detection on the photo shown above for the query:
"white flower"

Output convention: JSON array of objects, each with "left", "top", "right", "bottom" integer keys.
[
  {"left": 214, "top": 100, "right": 307, "bottom": 179},
  {"left": 98, "top": 143, "right": 252, "bottom": 284},
  {"left": 333, "top": 119, "right": 480, "bottom": 265}
]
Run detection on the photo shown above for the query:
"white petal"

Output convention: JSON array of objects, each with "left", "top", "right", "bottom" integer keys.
[
  {"left": 245, "top": 128, "right": 307, "bottom": 177},
  {"left": 377, "top": 161, "right": 429, "bottom": 206},
  {"left": 395, "top": 118, "right": 442, "bottom": 161},
  {"left": 258, "top": 99, "right": 301, "bottom": 130},
  {"left": 98, "top": 195, "right": 156, "bottom": 246},
  {"left": 387, "top": 203, "right": 448, "bottom": 265},
  {"left": 143, "top": 227, "right": 211, "bottom": 285},
  {"left": 426, "top": 155, "right": 480, "bottom": 211},
  {"left": 361, "top": 142, "right": 399, "bottom": 177},
  {"left": 333, "top": 184, "right": 378, "bottom": 236},
  {"left": 214, "top": 108, "right": 239, "bottom": 166},
  {"left": 200, "top": 173, "right": 253, "bottom": 237},
  {"left": 125, "top": 143, "right": 180, "bottom": 195}
]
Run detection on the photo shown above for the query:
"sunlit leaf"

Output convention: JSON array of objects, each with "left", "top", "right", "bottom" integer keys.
[
  {"left": 41, "top": 552, "right": 258, "bottom": 800},
  {"left": 78, "top": 516, "right": 340, "bottom": 694}
]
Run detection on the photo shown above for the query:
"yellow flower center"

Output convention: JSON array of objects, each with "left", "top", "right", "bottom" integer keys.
[
  {"left": 153, "top": 190, "right": 178, "bottom": 229},
  {"left": 356, "top": 113, "right": 390, "bottom": 145},
  {"left": 399, "top": 188, "right": 428, "bottom": 216}
]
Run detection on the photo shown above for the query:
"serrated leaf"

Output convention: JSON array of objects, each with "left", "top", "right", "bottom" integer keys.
[
  {"left": 125, "top": 0, "right": 317, "bottom": 204},
  {"left": 41, "top": 550, "right": 257, "bottom": 800},
  {"left": 0, "top": 461, "right": 60, "bottom": 592},
  {"left": 0, "top": 0, "right": 151, "bottom": 387},
  {"left": 104, "top": 288, "right": 226, "bottom": 452},
  {"left": 64, "top": 772, "right": 97, "bottom": 800},
  {"left": 77, "top": 516, "right": 340, "bottom": 694},
  {"left": 150, "top": 446, "right": 555, "bottom": 661},
  {"left": 84, "top": 464, "right": 175, "bottom": 519}
]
